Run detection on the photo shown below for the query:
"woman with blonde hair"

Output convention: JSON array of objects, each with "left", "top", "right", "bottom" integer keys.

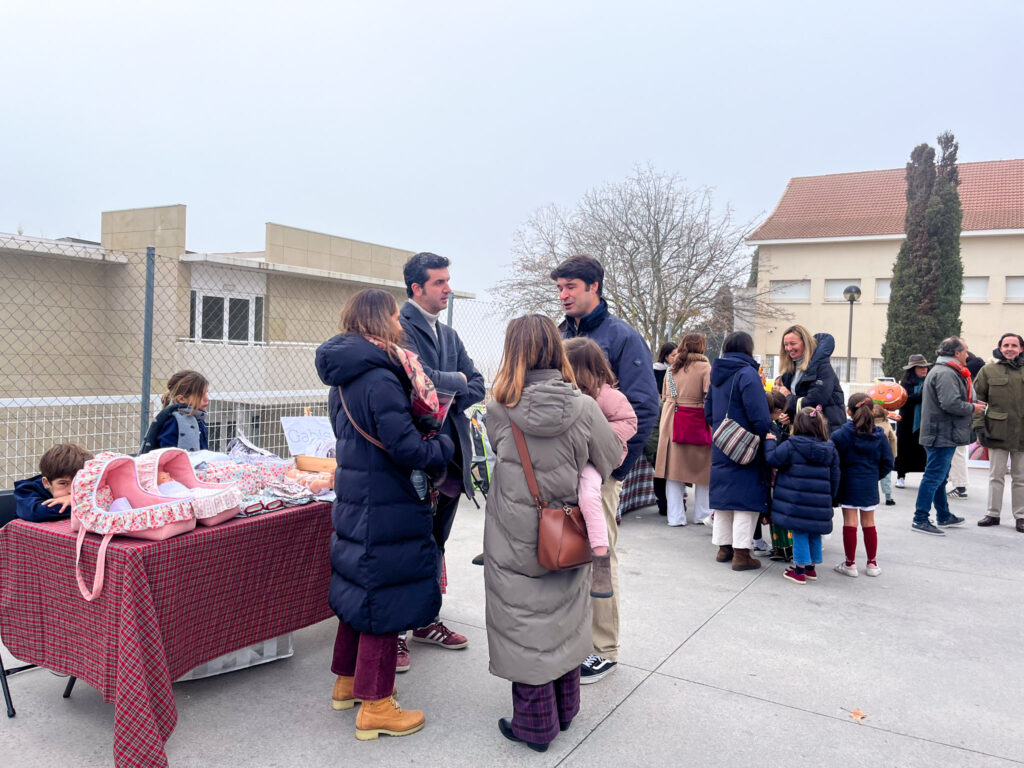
[
  {"left": 315, "top": 288, "right": 454, "bottom": 741},
  {"left": 774, "top": 324, "right": 846, "bottom": 433},
  {"left": 654, "top": 332, "right": 712, "bottom": 526},
  {"left": 484, "top": 314, "right": 621, "bottom": 752}
]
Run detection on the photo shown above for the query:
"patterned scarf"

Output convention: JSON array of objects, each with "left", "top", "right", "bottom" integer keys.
[
  {"left": 943, "top": 359, "right": 973, "bottom": 401},
  {"left": 363, "top": 335, "right": 441, "bottom": 424}
]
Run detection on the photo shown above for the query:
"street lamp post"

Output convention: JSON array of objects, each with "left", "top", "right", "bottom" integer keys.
[{"left": 843, "top": 285, "right": 862, "bottom": 383}]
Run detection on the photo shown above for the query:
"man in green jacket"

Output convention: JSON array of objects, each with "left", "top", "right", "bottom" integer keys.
[{"left": 973, "top": 333, "right": 1024, "bottom": 533}]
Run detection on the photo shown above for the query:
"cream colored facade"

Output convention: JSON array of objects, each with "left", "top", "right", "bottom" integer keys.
[{"left": 751, "top": 233, "right": 1024, "bottom": 382}]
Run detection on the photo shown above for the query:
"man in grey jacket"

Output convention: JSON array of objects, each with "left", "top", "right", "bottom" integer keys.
[{"left": 913, "top": 336, "right": 986, "bottom": 536}]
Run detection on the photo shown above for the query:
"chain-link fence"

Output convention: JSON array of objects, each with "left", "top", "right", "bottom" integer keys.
[{"left": 0, "top": 235, "right": 517, "bottom": 489}]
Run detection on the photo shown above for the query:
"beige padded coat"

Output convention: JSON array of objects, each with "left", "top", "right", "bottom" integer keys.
[
  {"left": 484, "top": 370, "right": 622, "bottom": 685},
  {"left": 654, "top": 356, "right": 712, "bottom": 485}
]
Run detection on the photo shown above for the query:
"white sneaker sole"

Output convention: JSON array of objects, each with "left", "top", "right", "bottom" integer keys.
[{"left": 833, "top": 563, "right": 858, "bottom": 578}]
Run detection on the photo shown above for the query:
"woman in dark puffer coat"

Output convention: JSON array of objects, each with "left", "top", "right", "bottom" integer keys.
[
  {"left": 775, "top": 325, "right": 846, "bottom": 433},
  {"left": 316, "top": 289, "right": 454, "bottom": 741},
  {"left": 765, "top": 406, "right": 840, "bottom": 584}
]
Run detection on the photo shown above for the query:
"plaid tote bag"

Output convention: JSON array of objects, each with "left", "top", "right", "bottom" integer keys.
[{"left": 712, "top": 377, "right": 761, "bottom": 465}]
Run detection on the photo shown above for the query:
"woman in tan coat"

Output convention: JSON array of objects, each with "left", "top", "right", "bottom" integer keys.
[
  {"left": 484, "top": 315, "right": 621, "bottom": 752},
  {"left": 654, "top": 333, "right": 712, "bottom": 526}
]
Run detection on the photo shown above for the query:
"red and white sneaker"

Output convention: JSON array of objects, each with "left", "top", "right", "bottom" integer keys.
[
  {"left": 411, "top": 621, "right": 468, "bottom": 649},
  {"left": 396, "top": 635, "right": 411, "bottom": 673}
]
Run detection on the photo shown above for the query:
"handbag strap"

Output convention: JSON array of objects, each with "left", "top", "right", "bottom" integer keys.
[
  {"left": 509, "top": 421, "right": 544, "bottom": 512},
  {"left": 722, "top": 375, "right": 740, "bottom": 419},
  {"left": 337, "top": 386, "right": 386, "bottom": 450},
  {"left": 666, "top": 369, "right": 679, "bottom": 400}
]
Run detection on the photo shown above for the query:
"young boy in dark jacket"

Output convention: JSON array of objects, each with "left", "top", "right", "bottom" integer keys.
[{"left": 14, "top": 443, "right": 93, "bottom": 522}]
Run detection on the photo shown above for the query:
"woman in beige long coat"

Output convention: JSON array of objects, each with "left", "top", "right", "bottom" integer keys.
[
  {"left": 484, "top": 315, "right": 621, "bottom": 753},
  {"left": 654, "top": 333, "right": 712, "bottom": 526}
]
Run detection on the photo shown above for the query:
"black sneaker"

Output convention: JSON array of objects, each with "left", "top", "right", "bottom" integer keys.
[
  {"left": 885, "top": 499, "right": 896, "bottom": 506},
  {"left": 947, "top": 487, "right": 968, "bottom": 500},
  {"left": 937, "top": 515, "right": 966, "bottom": 527},
  {"left": 579, "top": 654, "right": 617, "bottom": 684},
  {"left": 912, "top": 520, "right": 946, "bottom": 536}
]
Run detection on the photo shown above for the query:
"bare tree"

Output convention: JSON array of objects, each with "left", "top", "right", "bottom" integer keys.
[{"left": 493, "top": 165, "right": 769, "bottom": 352}]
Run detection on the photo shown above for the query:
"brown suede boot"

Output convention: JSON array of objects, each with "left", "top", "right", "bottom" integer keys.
[
  {"left": 331, "top": 675, "right": 359, "bottom": 710},
  {"left": 355, "top": 696, "right": 425, "bottom": 740},
  {"left": 731, "top": 548, "right": 761, "bottom": 571},
  {"left": 590, "top": 553, "right": 613, "bottom": 598},
  {"left": 715, "top": 545, "right": 734, "bottom": 563},
  {"left": 332, "top": 676, "right": 397, "bottom": 711}
]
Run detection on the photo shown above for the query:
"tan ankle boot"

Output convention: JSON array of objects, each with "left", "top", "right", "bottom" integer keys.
[
  {"left": 355, "top": 696, "right": 425, "bottom": 740},
  {"left": 715, "top": 545, "right": 734, "bottom": 563},
  {"left": 731, "top": 548, "right": 761, "bottom": 571},
  {"left": 331, "top": 675, "right": 359, "bottom": 710}
]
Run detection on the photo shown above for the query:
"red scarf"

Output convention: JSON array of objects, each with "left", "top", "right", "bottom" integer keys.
[
  {"left": 363, "top": 335, "right": 441, "bottom": 420},
  {"left": 943, "top": 359, "right": 973, "bottom": 401}
]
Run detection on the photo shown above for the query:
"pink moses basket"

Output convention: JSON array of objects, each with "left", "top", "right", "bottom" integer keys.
[
  {"left": 134, "top": 447, "right": 242, "bottom": 527},
  {"left": 70, "top": 453, "right": 198, "bottom": 601}
]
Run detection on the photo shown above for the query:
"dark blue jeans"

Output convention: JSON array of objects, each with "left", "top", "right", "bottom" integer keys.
[{"left": 914, "top": 446, "right": 956, "bottom": 524}]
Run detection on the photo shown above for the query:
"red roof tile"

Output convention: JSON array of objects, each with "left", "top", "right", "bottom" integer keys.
[{"left": 749, "top": 159, "right": 1024, "bottom": 241}]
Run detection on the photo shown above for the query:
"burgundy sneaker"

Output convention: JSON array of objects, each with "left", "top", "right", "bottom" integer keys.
[
  {"left": 804, "top": 566, "right": 818, "bottom": 581},
  {"left": 782, "top": 567, "right": 806, "bottom": 585},
  {"left": 396, "top": 635, "right": 411, "bottom": 673},
  {"left": 411, "top": 621, "right": 468, "bottom": 649}
]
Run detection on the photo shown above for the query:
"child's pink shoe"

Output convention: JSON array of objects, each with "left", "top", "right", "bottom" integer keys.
[
  {"left": 135, "top": 448, "right": 242, "bottom": 526},
  {"left": 782, "top": 567, "right": 806, "bottom": 585}
]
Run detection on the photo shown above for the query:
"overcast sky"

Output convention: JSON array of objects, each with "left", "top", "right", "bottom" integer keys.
[{"left": 2, "top": 0, "right": 1021, "bottom": 296}]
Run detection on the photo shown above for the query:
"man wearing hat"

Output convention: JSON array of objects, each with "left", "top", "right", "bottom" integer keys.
[
  {"left": 973, "top": 333, "right": 1024, "bottom": 533},
  {"left": 912, "top": 337, "right": 986, "bottom": 535},
  {"left": 895, "top": 354, "right": 932, "bottom": 488}
]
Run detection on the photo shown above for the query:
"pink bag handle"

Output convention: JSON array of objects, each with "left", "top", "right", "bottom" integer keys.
[{"left": 75, "top": 525, "right": 113, "bottom": 602}]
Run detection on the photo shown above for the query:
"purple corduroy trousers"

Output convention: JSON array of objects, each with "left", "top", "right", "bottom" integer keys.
[
  {"left": 511, "top": 667, "right": 581, "bottom": 745},
  {"left": 331, "top": 619, "right": 398, "bottom": 700}
]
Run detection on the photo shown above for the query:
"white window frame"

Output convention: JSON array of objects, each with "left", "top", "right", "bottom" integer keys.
[
  {"left": 769, "top": 279, "right": 811, "bottom": 303},
  {"left": 832, "top": 357, "right": 858, "bottom": 382},
  {"left": 875, "top": 278, "right": 891, "bottom": 303},
  {"left": 824, "top": 279, "right": 861, "bottom": 303},
  {"left": 1005, "top": 276, "right": 1024, "bottom": 302},
  {"left": 962, "top": 276, "right": 989, "bottom": 303},
  {"left": 871, "top": 358, "right": 885, "bottom": 380},
  {"left": 190, "top": 289, "right": 266, "bottom": 345}
]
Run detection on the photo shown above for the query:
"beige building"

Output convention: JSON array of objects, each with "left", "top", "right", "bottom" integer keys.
[
  {"left": 0, "top": 205, "right": 472, "bottom": 484},
  {"left": 748, "top": 159, "right": 1024, "bottom": 382}
]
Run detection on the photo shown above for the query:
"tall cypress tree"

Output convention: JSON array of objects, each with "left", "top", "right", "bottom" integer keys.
[{"left": 881, "top": 134, "right": 963, "bottom": 376}]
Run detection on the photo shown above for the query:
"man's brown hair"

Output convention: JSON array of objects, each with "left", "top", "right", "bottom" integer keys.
[{"left": 39, "top": 443, "right": 93, "bottom": 480}]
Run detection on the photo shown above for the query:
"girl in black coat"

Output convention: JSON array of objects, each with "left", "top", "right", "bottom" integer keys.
[
  {"left": 831, "top": 393, "right": 895, "bottom": 580},
  {"left": 765, "top": 406, "right": 840, "bottom": 585},
  {"left": 315, "top": 289, "right": 454, "bottom": 741}
]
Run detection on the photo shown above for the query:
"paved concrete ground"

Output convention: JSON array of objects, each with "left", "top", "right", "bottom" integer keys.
[{"left": 3, "top": 465, "right": 1022, "bottom": 767}]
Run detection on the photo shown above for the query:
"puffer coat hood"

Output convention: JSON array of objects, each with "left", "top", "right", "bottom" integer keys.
[
  {"left": 484, "top": 369, "right": 623, "bottom": 685},
  {"left": 765, "top": 435, "right": 840, "bottom": 535},
  {"left": 831, "top": 421, "right": 894, "bottom": 508}
]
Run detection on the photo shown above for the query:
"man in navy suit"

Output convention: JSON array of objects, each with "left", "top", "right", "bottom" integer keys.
[{"left": 398, "top": 252, "right": 486, "bottom": 669}]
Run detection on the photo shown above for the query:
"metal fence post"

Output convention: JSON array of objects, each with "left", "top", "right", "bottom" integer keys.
[{"left": 140, "top": 246, "right": 156, "bottom": 442}]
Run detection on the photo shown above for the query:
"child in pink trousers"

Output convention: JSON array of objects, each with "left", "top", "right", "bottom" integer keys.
[{"left": 565, "top": 338, "right": 638, "bottom": 598}]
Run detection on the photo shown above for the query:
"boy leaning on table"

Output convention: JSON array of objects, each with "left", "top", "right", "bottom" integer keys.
[{"left": 13, "top": 443, "right": 93, "bottom": 522}]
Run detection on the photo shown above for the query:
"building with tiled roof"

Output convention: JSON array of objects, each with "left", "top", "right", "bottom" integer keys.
[{"left": 748, "top": 158, "right": 1024, "bottom": 382}]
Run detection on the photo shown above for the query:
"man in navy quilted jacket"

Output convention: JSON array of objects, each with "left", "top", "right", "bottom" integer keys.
[{"left": 552, "top": 255, "right": 659, "bottom": 685}]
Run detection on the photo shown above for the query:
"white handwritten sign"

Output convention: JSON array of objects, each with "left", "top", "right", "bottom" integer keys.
[{"left": 279, "top": 416, "right": 334, "bottom": 456}]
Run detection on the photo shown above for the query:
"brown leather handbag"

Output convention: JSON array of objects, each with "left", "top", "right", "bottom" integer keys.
[{"left": 509, "top": 421, "right": 592, "bottom": 571}]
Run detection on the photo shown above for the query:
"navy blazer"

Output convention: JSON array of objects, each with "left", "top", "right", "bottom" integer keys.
[{"left": 399, "top": 300, "right": 486, "bottom": 497}]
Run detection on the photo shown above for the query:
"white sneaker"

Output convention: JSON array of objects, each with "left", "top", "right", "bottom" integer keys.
[
  {"left": 834, "top": 561, "right": 859, "bottom": 578},
  {"left": 895, "top": 477, "right": 905, "bottom": 489},
  {"left": 700, "top": 514, "right": 714, "bottom": 527},
  {"left": 865, "top": 561, "right": 881, "bottom": 577}
]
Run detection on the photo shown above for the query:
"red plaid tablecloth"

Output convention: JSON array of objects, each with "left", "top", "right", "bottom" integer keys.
[{"left": 0, "top": 502, "right": 334, "bottom": 768}]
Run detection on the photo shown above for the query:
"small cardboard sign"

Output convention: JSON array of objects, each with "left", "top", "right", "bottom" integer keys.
[{"left": 280, "top": 416, "right": 334, "bottom": 457}]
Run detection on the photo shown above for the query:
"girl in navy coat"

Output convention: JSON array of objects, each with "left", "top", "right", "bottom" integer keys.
[
  {"left": 831, "top": 393, "right": 895, "bottom": 578},
  {"left": 765, "top": 406, "right": 840, "bottom": 585},
  {"left": 315, "top": 289, "right": 454, "bottom": 741}
]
